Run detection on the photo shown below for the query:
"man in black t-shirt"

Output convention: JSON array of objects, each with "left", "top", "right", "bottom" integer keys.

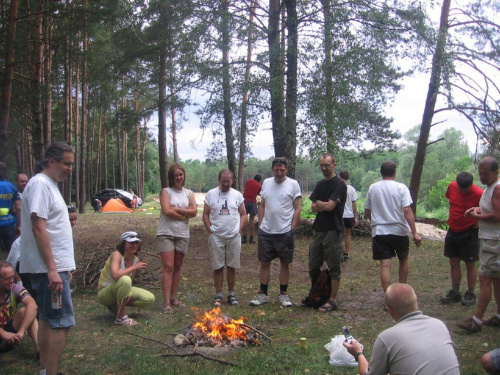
[{"left": 305, "top": 153, "right": 347, "bottom": 311}]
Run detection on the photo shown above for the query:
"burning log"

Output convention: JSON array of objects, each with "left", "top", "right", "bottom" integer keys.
[{"left": 185, "top": 307, "right": 264, "bottom": 347}]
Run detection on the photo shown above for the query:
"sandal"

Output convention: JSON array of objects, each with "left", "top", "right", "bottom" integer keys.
[
  {"left": 115, "top": 315, "right": 139, "bottom": 326},
  {"left": 228, "top": 295, "right": 239, "bottom": 306},
  {"left": 170, "top": 299, "right": 186, "bottom": 307},
  {"left": 319, "top": 300, "right": 338, "bottom": 312},
  {"left": 162, "top": 304, "right": 173, "bottom": 313},
  {"left": 213, "top": 296, "right": 223, "bottom": 307}
]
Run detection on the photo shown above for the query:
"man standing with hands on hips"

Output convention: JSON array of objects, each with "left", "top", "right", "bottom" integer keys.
[{"left": 20, "top": 142, "right": 76, "bottom": 375}]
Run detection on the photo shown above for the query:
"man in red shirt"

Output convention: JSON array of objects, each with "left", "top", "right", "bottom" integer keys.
[
  {"left": 441, "top": 172, "right": 483, "bottom": 305},
  {"left": 242, "top": 175, "right": 262, "bottom": 244}
]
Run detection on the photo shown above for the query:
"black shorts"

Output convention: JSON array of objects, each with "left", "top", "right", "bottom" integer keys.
[
  {"left": 372, "top": 235, "right": 409, "bottom": 260},
  {"left": 257, "top": 229, "right": 294, "bottom": 264},
  {"left": 444, "top": 227, "right": 479, "bottom": 262},
  {"left": 244, "top": 201, "right": 258, "bottom": 217},
  {"left": 343, "top": 218, "right": 355, "bottom": 229},
  {"left": 0, "top": 321, "right": 15, "bottom": 352}
]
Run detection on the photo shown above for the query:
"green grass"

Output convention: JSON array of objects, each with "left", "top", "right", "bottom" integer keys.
[{"left": 1, "top": 213, "right": 498, "bottom": 375}]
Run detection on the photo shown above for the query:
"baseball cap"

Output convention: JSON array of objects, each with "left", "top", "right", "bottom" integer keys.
[{"left": 120, "top": 231, "right": 141, "bottom": 243}]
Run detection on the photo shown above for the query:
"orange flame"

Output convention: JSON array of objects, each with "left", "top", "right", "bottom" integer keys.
[{"left": 192, "top": 307, "right": 248, "bottom": 344}]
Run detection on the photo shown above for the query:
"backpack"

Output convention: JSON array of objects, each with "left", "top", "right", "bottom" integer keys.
[{"left": 301, "top": 269, "right": 332, "bottom": 308}]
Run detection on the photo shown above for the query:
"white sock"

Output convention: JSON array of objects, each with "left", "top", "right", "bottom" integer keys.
[
  {"left": 473, "top": 316, "right": 483, "bottom": 325},
  {"left": 40, "top": 370, "right": 47, "bottom": 375}
]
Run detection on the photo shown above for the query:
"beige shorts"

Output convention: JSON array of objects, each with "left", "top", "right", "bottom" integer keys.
[
  {"left": 208, "top": 233, "right": 241, "bottom": 270},
  {"left": 479, "top": 239, "right": 500, "bottom": 277},
  {"left": 157, "top": 235, "right": 189, "bottom": 255}
]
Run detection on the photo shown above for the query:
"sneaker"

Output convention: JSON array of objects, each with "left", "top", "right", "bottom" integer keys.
[
  {"left": 483, "top": 315, "right": 500, "bottom": 327},
  {"left": 462, "top": 291, "right": 476, "bottom": 306},
  {"left": 241, "top": 235, "right": 247, "bottom": 244},
  {"left": 342, "top": 253, "right": 350, "bottom": 262},
  {"left": 249, "top": 236, "right": 254, "bottom": 244},
  {"left": 250, "top": 293, "right": 268, "bottom": 306},
  {"left": 440, "top": 289, "right": 462, "bottom": 304},
  {"left": 457, "top": 317, "right": 482, "bottom": 333},
  {"left": 279, "top": 293, "right": 293, "bottom": 307}
]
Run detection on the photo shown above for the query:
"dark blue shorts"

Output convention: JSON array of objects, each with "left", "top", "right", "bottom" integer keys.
[
  {"left": 244, "top": 201, "right": 258, "bottom": 217},
  {"left": 490, "top": 348, "right": 500, "bottom": 370},
  {"left": 31, "top": 272, "right": 76, "bottom": 329}
]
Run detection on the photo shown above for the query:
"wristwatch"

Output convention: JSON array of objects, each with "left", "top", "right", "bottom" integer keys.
[{"left": 354, "top": 351, "right": 365, "bottom": 362}]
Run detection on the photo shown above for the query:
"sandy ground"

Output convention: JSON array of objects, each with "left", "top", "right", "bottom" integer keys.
[{"left": 415, "top": 222, "right": 447, "bottom": 241}]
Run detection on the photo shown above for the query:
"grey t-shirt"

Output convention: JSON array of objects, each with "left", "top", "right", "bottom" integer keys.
[{"left": 366, "top": 311, "right": 460, "bottom": 375}]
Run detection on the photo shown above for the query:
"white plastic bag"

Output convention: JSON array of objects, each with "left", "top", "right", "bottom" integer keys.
[{"left": 324, "top": 335, "right": 358, "bottom": 367}]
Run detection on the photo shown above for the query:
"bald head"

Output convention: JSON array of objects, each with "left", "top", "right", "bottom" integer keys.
[{"left": 385, "top": 283, "right": 418, "bottom": 319}]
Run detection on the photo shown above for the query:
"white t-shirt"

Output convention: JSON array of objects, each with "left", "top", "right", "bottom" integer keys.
[
  {"left": 204, "top": 187, "right": 244, "bottom": 238},
  {"left": 260, "top": 177, "right": 302, "bottom": 234},
  {"left": 20, "top": 173, "right": 75, "bottom": 273},
  {"left": 157, "top": 187, "right": 193, "bottom": 238},
  {"left": 343, "top": 184, "right": 358, "bottom": 219},
  {"left": 364, "top": 179, "right": 413, "bottom": 237},
  {"left": 6, "top": 237, "right": 21, "bottom": 269}
]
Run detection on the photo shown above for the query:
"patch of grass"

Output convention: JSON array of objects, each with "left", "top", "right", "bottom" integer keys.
[{"left": 1, "top": 214, "right": 498, "bottom": 375}]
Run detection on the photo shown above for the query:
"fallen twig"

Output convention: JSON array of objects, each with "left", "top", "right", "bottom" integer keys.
[
  {"left": 144, "top": 251, "right": 161, "bottom": 259},
  {"left": 125, "top": 332, "right": 178, "bottom": 353},
  {"left": 241, "top": 323, "right": 272, "bottom": 341},
  {"left": 161, "top": 344, "right": 237, "bottom": 366},
  {"left": 454, "top": 347, "right": 489, "bottom": 353}
]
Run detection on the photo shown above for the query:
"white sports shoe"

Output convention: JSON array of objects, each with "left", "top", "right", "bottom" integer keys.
[
  {"left": 250, "top": 293, "right": 269, "bottom": 306},
  {"left": 279, "top": 293, "right": 293, "bottom": 307}
]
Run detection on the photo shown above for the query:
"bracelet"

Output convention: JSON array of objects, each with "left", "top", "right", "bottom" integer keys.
[{"left": 354, "top": 351, "right": 365, "bottom": 362}]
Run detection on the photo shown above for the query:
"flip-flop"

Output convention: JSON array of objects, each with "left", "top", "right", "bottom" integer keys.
[
  {"left": 162, "top": 305, "right": 173, "bottom": 313},
  {"left": 170, "top": 299, "right": 186, "bottom": 307},
  {"left": 318, "top": 300, "right": 338, "bottom": 312},
  {"left": 115, "top": 315, "right": 139, "bottom": 326}
]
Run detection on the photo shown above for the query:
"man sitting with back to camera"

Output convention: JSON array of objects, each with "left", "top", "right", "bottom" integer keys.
[{"left": 343, "top": 283, "right": 460, "bottom": 375}]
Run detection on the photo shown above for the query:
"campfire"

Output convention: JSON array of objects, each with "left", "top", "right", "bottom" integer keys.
[{"left": 178, "top": 307, "right": 265, "bottom": 347}]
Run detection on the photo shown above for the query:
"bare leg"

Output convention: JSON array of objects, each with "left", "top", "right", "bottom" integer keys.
[
  {"left": 449, "top": 257, "right": 462, "bottom": 289},
  {"left": 492, "top": 278, "right": 500, "bottom": 314},
  {"left": 465, "top": 260, "right": 478, "bottom": 292},
  {"left": 329, "top": 278, "right": 340, "bottom": 302},
  {"left": 161, "top": 251, "right": 174, "bottom": 306},
  {"left": 398, "top": 257, "right": 409, "bottom": 284},
  {"left": 38, "top": 320, "right": 69, "bottom": 375},
  {"left": 117, "top": 297, "right": 131, "bottom": 319},
  {"left": 227, "top": 267, "right": 236, "bottom": 291},
  {"left": 279, "top": 261, "right": 290, "bottom": 286},
  {"left": 170, "top": 251, "right": 185, "bottom": 302},
  {"left": 12, "top": 307, "right": 39, "bottom": 353},
  {"left": 214, "top": 267, "right": 224, "bottom": 291},
  {"left": 249, "top": 215, "right": 256, "bottom": 237},
  {"left": 260, "top": 262, "right": 271, "bottom": 285},
  {"left": 474, "top": 275, "right": 493, "bottom": 320},
  {"left": 481, "top": 352, "right": 500, "bottom": 375},
  {"left": 344, "top": 228, "right": 351, "bottom": 255},
  {"left": 379, "top": 259, "right": 392, "bottom": 292}
]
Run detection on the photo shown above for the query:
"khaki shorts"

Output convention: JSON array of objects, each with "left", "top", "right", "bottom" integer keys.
[
  {"left": 208, "top": 233, "right": 241, "bottom": 270},
  {"left": 479, "top": 239, "right": 500, "bottom": 277},
  {"left": 158, "top": 235, "right": 189, "bottom": 255}
]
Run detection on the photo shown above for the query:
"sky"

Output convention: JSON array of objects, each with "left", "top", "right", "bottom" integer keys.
[{"left": 147, "top": 1, "right": 483, "bottom": 162}]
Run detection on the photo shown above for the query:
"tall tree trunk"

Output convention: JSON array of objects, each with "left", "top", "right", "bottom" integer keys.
[
  {"left": 0, "top": 0, "right": 19, "bottom": 161},
  {"left": 238, "top": 0, "right": 257, "bottom": 191},
  {"left": 31, "top": 0, "right": 44, "bottom": 161},
  {"left": 409, "top": 0, "right": 451, "bottom": 214},
  {"left": 43, "top": 15, "right": 52, "bottom": 147},
  {"left": 321, "top": 0, "right": 336, "bottom": 152},
  {"left": 284, "top": 0, "right": 298, "bottom": 177},
  {"left": 74, "top": 34, "right": 80, "bottom": 207},
  {"left": 63, "top": 17, "right": 73, "bottom": 203},
  {"left": 103, "top": 119, "right": 108, "bottom": 189},
  {"left": 268, "top": 0, "right": 285, "bottom": 161},
  {"left": 158, "top": 3, "right": 169, "bottom": 189},
  {"left": 220, "top": 0, "right": 236, "bottom": 181}
]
